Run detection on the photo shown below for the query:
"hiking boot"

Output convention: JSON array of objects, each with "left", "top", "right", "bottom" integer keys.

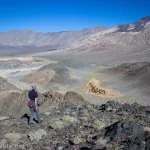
[
  {"left": 29, "top": 122, "right": 34, "bottom": 125},
  {"left": 38, "top": 120, "right": 43, "bottom": 124}
]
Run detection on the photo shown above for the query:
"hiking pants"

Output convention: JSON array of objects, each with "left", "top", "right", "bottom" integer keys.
[{"left": 29, "top": 107, "right": 41, "bottom": 123}]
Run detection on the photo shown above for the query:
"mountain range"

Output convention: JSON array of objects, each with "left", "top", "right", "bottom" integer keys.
[{"left": 0, "top": 16, "right": 150, "bottom": 52}]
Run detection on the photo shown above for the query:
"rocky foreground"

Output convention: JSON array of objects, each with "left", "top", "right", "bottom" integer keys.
[{"left": 1, "top": 95, "right": 150, "bottom": 150}]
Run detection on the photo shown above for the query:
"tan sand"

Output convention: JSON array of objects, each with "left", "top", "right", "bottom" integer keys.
[
  {"left": 83, "top": 77, "right": 120, "bottom": 99},
  {"left": 0, "top": 57, "right": 40, "bottom": 62}
]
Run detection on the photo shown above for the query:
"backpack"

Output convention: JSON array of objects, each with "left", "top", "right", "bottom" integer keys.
[
  {"left": 27, "top": 100, "right": 41, "bottom": 108},
  {"left": 27, "top": 100, "right": 35, "bottom": 108}
]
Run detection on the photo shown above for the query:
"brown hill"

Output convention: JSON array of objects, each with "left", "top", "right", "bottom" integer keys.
[
  {"left": 22, "top": 68, "right": 55, "bottom": 87},
  {"left": 22, "top": 60, "right": 82, "bottom": 91},
  {"left": 103, "top": 62, "right": 150, "bottom": 95}
]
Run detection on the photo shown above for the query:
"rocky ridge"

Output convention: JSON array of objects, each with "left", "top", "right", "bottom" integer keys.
[{"left": 0, "top": 92, "right": 150, "bottom": 150}]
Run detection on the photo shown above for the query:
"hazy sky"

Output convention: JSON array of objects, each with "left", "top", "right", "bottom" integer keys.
[{"left": 0, "top": 0, "right": 150, "bottom": 32}]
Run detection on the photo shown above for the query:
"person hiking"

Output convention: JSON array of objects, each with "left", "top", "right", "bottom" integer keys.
[{"left": 27, "top": 85, "right": 41, "bottom": 124}]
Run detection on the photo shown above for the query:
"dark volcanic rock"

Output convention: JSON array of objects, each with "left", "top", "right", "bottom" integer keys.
[
  {"left": 1, "top": 100, "right": 150, "bottom": 150},
  {"left": 99, "top": 101, "right": 121, "bottom": 112},
  {"left": 104, "top": 121, "right": 150, "bottom": 150}
]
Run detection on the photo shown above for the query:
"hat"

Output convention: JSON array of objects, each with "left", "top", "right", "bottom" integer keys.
[{"left": 31, "top": 85, "right": 37, "bottom": 89}]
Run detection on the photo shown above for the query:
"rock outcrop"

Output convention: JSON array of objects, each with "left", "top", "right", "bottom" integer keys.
[{"left": 1, "top": 100, "right": 150, "bottom": 150}]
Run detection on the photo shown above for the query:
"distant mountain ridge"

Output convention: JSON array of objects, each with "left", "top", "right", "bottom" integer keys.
[
  {"left": 0, "top": 16, "right": 150, "bottom": 52},
  {"left": 0, "top": 27, "right": 107, "bottom": 47},
  {"left": 70, "top": 16, "right": 150, "bottom": 51}
]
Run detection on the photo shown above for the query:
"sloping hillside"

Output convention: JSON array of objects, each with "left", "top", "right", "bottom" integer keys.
[
  {"left": 103, "top": 62, "right": 150, "bottom": 95},
  {"left": 68, "top": 17, "right": 150, "bottom": 52},
  {"left": 1, "top": 100, "right": 150, "bottom": 150},
  {"left": 0, "top": 77, "right": 19, "bottom": 91}
]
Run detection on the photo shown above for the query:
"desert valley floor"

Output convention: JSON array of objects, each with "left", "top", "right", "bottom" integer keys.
[{"left": 0, "top": 49, "right": 150, "bottom": 108}]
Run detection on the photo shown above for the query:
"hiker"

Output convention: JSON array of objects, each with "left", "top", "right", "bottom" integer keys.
[{"left": 27, "top": 85, "right": 41, "bottom": 124}]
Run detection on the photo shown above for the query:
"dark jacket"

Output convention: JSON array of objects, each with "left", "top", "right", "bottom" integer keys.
[{"left": 28, "top": 89, "right": 38, "bottom": 101}]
